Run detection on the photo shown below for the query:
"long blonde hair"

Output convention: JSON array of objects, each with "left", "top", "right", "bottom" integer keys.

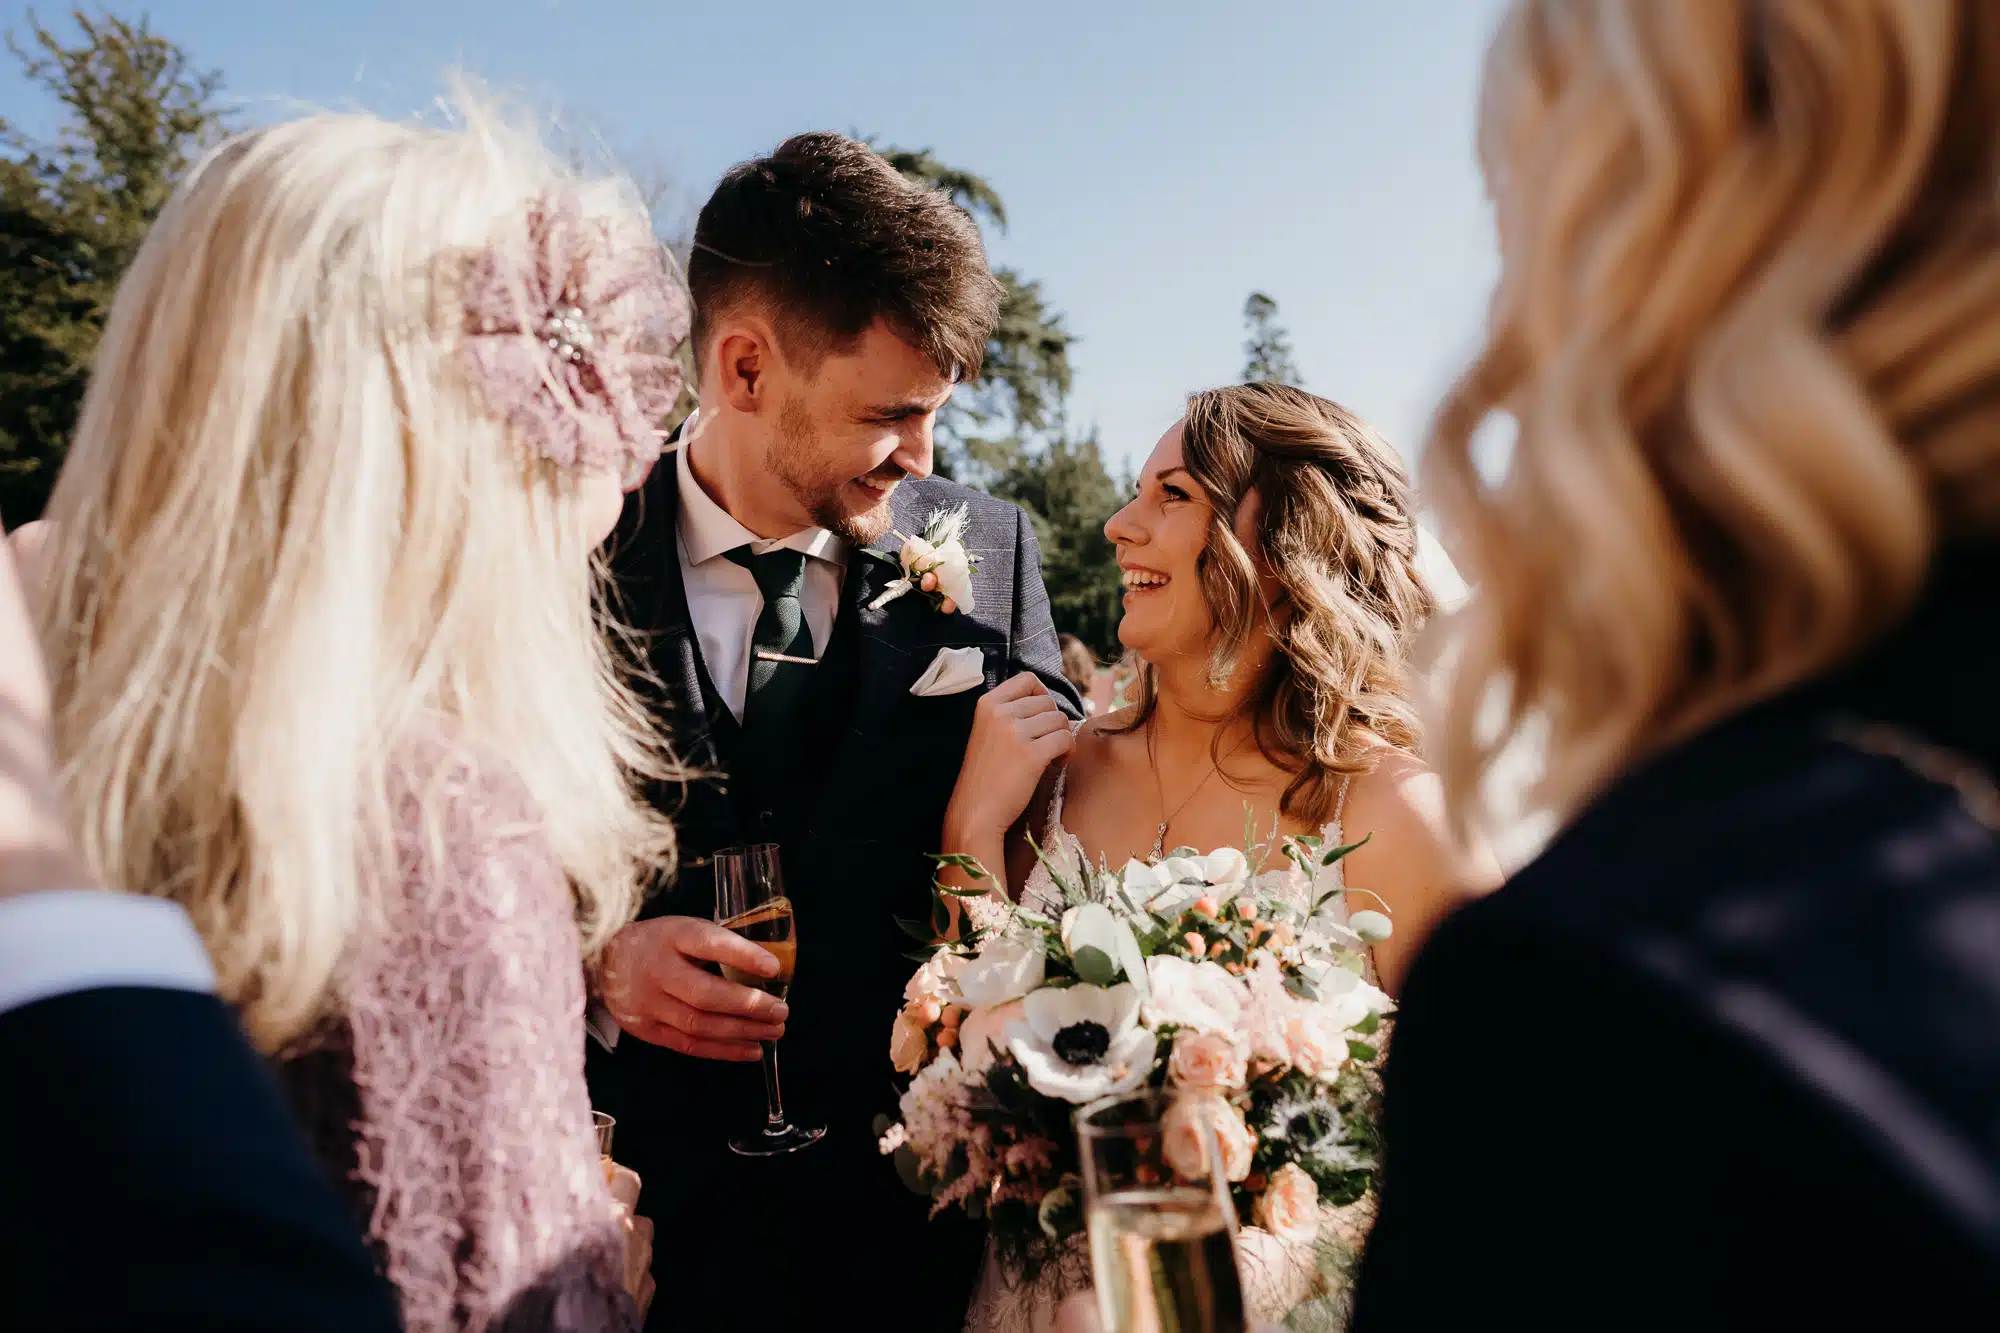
[
  {"left": 1430, "top": 0, "right": 2000, "bottom": 828},
  {"left": 1113, "top": 383, "right": 1435, "bottom": 824},
  {"left": 38, "top": 101, "right": 679, "bottom": 1051}
]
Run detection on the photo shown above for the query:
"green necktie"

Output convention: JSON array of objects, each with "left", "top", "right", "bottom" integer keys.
[{"left": 726, "top": 546, "right": 815, "bottom": 747}]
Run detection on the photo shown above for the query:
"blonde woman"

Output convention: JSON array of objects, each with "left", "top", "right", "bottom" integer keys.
[
  {"left": 1356, "top": 2, "right": 2000, "bottom": 1327},
  {"left": 947, "top": 383, "right": 1500, "bottom": 1330},
  {"left": 37, "top": 103, "right": 686, "bottom": 1331}
]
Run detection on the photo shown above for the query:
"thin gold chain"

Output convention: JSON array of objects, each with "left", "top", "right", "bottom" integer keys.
[{"left": 1147, "top": 715, "right": 1249, "bottom": 859}]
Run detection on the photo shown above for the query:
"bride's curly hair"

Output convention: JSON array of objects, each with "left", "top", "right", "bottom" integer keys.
[
  {"left": 1110, "top": 382, "right": 1436, "bottom": 825},
  {"left": 1430, "top": 0, "right": 2000, "bottom": 828}
]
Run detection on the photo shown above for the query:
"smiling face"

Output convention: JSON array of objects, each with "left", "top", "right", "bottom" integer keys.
[
  {"left": 750, "top": 320, "right": 955, "bottom": 545},
  {"left": 1104, "top": 422, "right": 1251, "bottom": 662}
]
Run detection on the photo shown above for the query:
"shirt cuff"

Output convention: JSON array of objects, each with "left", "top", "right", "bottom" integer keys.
[
  {"left": 0, "top": 890, "right": 217, "bottom": 1018},
  {"left": 586, "top": 1000, "right": 621, "bottom": 1052}
]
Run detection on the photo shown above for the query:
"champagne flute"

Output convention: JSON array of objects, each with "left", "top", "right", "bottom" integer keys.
[
  {"left": 592, "top": 1110, "right": 618, "bottom": 1186},
  {"left": 713, "top": 843, "right": 825, "bottom": 1157},
  {"left": 1078, "top": 1088, "right": 1247, "bottom": 1333}
]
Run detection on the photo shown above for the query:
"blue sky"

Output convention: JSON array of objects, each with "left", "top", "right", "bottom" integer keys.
[{"left": 4, "top": 0, "right": 1509, "bottom": 475}]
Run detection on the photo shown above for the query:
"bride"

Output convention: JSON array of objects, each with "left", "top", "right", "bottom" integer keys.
[{"left": 939, "top": 381, "right": 1500, "bottom": 1330}]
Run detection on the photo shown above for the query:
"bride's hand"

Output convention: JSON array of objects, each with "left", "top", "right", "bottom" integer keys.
[{"left": 944, "top": 672, "right": 1074, "bottom": 843}]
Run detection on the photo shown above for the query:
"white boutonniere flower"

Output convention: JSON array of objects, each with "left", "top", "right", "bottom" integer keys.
[{"left": 867, "top": 503, "right": 980, "bottom": 615}]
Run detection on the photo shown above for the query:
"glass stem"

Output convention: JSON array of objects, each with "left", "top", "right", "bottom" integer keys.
[{"left": 760, "top": 1041, "right": 787, "bottom": 1133}]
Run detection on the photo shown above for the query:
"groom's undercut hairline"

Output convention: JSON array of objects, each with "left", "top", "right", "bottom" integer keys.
[{"left": 687, "top": 131, "right": 1001, "bottom": 388}]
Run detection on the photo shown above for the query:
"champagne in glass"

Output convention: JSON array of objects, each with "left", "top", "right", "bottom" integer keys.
[
  {"left": 718, "top": 898, "right": 796, "bottom": 998},
  {"left": 1078, "top": 1090, "right": 1247, "bottom": 1333},
  {"left": 713, "top": 843, "right": 825, "bottom": 1157},
  {"left": 593, "top": 1110, "right": 618, "bottom": 1187}
]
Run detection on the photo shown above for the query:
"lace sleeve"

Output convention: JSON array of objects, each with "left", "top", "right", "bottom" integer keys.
[{"left": 346, "top": 757, "right": 637, "bottom": 1333}]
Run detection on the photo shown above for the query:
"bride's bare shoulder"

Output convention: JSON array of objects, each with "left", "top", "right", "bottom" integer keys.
[{"left": 1068, "top": 709, "right": 1142, "bottom": 779}]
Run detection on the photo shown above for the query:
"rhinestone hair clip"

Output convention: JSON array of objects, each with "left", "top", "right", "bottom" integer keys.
[{"left": 457, "top": 191, "right": 690, "bottom": 478}]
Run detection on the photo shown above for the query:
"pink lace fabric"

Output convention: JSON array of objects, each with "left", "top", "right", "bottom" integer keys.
[{"left": 281, "top": 739, "right": 636, "bottom": 1333}]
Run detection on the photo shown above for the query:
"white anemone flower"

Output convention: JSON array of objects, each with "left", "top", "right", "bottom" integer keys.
[{"left": 1005, "top": 983, "right": 1157, "bottom": 1103}]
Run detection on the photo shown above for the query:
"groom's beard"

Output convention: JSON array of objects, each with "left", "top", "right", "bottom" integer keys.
[{"left": 770, "top": 395, "right": 901, "bottom": 545}]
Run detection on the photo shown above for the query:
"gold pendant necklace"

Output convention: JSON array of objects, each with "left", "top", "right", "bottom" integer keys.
[{"left": 1148, "top": 716, "right": 1242, "bottom": 859}]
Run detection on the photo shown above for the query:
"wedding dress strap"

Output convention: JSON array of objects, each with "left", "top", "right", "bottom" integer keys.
[{"left": 1333, "top": 773, "right": 1353, "bottom": 825}]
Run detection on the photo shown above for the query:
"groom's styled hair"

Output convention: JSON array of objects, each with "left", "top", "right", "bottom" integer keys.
[{"left": 688, "top": 132, "right": 1001, "bottom": 382}]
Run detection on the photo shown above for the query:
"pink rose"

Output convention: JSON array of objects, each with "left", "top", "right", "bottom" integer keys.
[
  {"left": 1169, "top": 1031, "right": 1248, "bottom": 1090},
  {"left": 889, "top": 1007, "right": 930, "bottom": 1075},
  {"left": 1253, "top": 1163, "right": 1320, "bottom": 1246},
  {"left": 957, "top": 999, "right": 1025, "bottom": 1078},
  {"left": 1283, "top": 1009, "right": 1345, "bottom": 1080},
  {"left": 1161, "top": 1092, "right": 1255, "bottom": 1183}
]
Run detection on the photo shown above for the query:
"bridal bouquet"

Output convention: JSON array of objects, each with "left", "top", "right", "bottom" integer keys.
[{"left": 879, "top": 828, "right": 1393, "bottom": 1322}]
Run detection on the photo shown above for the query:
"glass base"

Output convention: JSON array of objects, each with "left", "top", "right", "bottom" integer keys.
[{"left": 729, "top": 1121, "right": 827, "bottom": 1158}]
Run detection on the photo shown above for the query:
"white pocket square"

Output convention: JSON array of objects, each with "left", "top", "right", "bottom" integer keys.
[{"left": 910, "top": 645, "right": 985, "bottom": 697}]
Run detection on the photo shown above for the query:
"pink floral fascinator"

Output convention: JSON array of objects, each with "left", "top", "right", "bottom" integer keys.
[{"left": 456, "top": 190, "right": 690, "bottom": 480}]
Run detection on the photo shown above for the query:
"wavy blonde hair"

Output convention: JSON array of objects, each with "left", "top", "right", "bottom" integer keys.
[
  {"left": 1430, "top": 0, "right": 2000, "bottom": 829},
  {"left": 1113, "top": 383, "right": 1436, "bottom": 824},
  {"left": 37, "top": 100, "right": 679, "bottom": 1051}
]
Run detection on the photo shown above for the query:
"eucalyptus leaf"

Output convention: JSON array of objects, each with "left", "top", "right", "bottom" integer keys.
[
  {"left": 1071, "top": 944, "right": 1117, "bottom": 987},
  {"left": 929, "top": 852, "right": 991, "bottom": 880},
  {"left": 1348, "top": 1039, "right": 1378, "bottom": 1062},
  {"left": 1320, "top": 831, "right": 1374, "bottom": 865}
]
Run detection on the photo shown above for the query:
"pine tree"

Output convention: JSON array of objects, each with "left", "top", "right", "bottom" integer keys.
[
  {"left": 876, "top": 143, "right": 1122, "bottom": 657},
  {"left": 988, "top": 432, "right": 1127, "bottom": 658},
  {"left": 1241, "top": 290, "right": 1304, "bottom": 386},
  {"left": 0, "top": 9, "right": 230, "bottom": 519},
  {"left": 875, "top": 144, "right": 1074, "bottom": 481}
]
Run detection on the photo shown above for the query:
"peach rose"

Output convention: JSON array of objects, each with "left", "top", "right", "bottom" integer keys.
[
  {"left": 957, "top": 998, "right": 1025, "bottom": 1078},
  {"left": 1283, "top": 1009, "right": 1345, "bottom": 1080},
  {"left": 904, "top": 949, "right": 960, "bottom": 1005},
  {"left": 1161, "top": 1092, "right": 1254, "bottom": 1183},
  {"left": 1253, "top": 1163, "right": 1320, "bottom": 1246},
  {"left": 889, "top": 1008, "right": 929, "bottom": 1075},
  {"left": 1168, "top": 1030, "right": 1248, "bottom": 1090}
]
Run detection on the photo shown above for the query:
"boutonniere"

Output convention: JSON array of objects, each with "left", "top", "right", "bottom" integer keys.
[{"left": 867, "top": 503, "right": 979, "bottom": 615}]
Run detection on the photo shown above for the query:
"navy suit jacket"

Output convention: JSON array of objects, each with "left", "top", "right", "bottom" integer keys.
[
  {"left": 1355, "top": 543, "right": 2000, "bottom": 1329},
  {"left": 0, "top": 985, "right": 398, "bottom": 1332},
  {"left": 593, "top": 460, "right": 1080, "bottom": 1332}
]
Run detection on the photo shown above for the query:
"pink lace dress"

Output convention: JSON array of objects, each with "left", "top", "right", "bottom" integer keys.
[{"left": 280, "top": 742, "right": 636, "bottom": 1333}]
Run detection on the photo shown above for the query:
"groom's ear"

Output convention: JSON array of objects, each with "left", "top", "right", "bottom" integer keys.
[{"left": 712, "top": 323, "right": 774, "bottom": 416}]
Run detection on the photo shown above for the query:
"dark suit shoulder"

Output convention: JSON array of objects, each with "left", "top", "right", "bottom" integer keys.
[
  {"left": 1442, "top": 707, "right": 2000, "bottom": 1249},
  {"left": 0, "top": 987, "right": 398, "bottom": 1331}
]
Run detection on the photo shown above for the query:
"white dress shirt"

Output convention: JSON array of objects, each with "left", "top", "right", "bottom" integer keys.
[
  {"left": 587, "top": 424, "right": 850, "bottom": 1054},
  {"left": 0, "top": 889, "right": 216, "bottom": 1018},
  {"left": 675, "top": 422, "right": 848, "bottom": 721}
]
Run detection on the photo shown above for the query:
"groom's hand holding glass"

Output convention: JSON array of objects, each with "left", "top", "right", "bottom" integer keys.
[{"left": 598, "top": 914, "right": 790, "bottom": 1061}]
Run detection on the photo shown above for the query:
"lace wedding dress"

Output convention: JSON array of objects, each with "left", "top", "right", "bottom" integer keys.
[{"left": 963, "top": 765, "right": 1377, "bottom": 1333}]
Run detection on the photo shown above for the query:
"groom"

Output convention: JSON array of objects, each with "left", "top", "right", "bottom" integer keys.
[{"left": 588, "top": 133, "right": 1080, "bottom": 1331}]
